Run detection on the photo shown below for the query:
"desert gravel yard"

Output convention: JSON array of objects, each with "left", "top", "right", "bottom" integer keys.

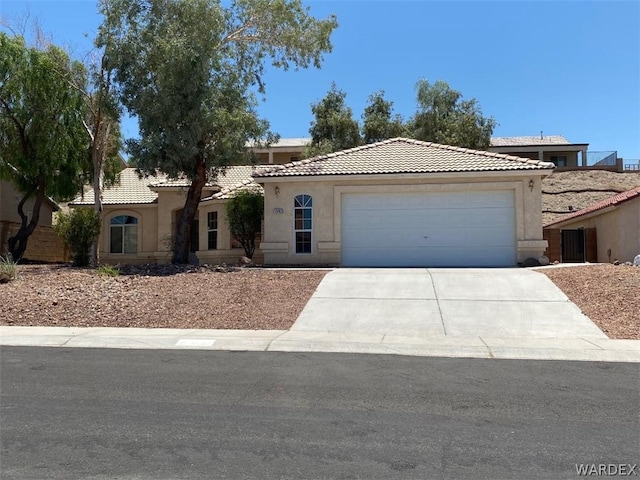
[
  {"left": 539, "top": 264, "right": 639, "bottom": 339},
  {"left": 0, "top": 264, "right": 638, "bottom": 339},
  {"left": 0, "top": 265, "right": 327, "bottom": 330}
]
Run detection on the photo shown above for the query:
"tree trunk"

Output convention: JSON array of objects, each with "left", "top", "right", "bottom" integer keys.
[
  {"left": 8, "top": 182, "right": 46, "bottom": 262},
  {"left": 90, "top": 161, "right": 104, "bottom": 267},
  {"left": 172, "top": 155, "right": 207, "bottom": 264},
  {"left": 89, "top": 121, "right": 109, "bottom": 267}
]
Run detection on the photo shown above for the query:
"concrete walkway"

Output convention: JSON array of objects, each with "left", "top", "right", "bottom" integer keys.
[
  {"left": 1, "top": 326, "right": 639, "bottom": 363},
  {"left": 292, "top": 268, "right": 607, "bottom": 338}
]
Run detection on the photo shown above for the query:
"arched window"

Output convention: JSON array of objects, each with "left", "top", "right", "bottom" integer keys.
[
  {"left": 294, "top": 194, "right": 312, "bottom": 254},
  {"left": 110, "top": 215, "right": 138, "bottom": 254}
]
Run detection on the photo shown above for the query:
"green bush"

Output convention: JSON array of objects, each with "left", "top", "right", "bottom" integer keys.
[
  {"left": 54, "top": 209, "right": 101, "bottom": 267},
  {"left": 225, "top": 189, "right": 264, "bottom": 259},
  {"left": 97, "top": 264, "right": 120, "bottom": 277},
  {"left": 0, "top": 254, "right": 17, "bottom": 283}
]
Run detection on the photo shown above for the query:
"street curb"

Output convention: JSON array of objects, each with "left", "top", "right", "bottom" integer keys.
[{"left": 2, "top": 326, "right": 639, "bottom": 363}]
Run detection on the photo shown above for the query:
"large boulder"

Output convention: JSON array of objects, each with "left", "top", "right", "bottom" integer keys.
[{"left": 634, "top": 254, "right": 640, "bottom": 267}]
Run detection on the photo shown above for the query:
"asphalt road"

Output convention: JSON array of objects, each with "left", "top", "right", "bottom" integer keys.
[{"left": 1, "top": 347, "right": 638, "bottom": 480}]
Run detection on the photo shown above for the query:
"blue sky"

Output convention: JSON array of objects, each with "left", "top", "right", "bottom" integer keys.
[{"left": 1, "top": 0, "right": 639, "bottom": 161}]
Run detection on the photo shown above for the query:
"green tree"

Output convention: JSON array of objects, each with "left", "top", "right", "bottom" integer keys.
[
  {"left": 408, "top": 79, "right": 496, "bottom": 150},
  {"left": 305, "top": 83, "right": 361, "bottom": 157},
  {"left": 225, "top": 189, "right": 264, "bottom": 259},
  {"left": 54, "top": 208, "right": 101, "bottom": 267},
  {"left": 56, "top": 49, "right": 124, "bottom": 266},
  {"left": 0, "top": 33, "right": 88, "bottom": 261},
  {"left": 98, "top": 0, "right": 337, "bottom": 264},
  {"left": 361, "top": 90, "right": 406, "bottom": 144}
]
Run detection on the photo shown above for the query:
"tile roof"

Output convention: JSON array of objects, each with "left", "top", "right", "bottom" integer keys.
[
  {"left": 205, "top": 166, "right": 263, "bottom": 200},
  {"left": 490, "top": 135, "right": 573, "bottom": 147},
  {"left": 71, "top": 168, "right": 165, "bottom": 205},
  {"left": 545, "top": 186, "right": 640, "bottom": 227},
  {"left": 253, "top": 138, "right": 555, "bottom": 178},
  {"left": 70, "top": 166, "right": 257, "bottom": 206}
]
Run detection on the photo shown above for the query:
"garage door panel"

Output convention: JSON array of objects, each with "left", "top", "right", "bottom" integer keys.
[
  {"left": 346, "top": 227, "right": 513, "bottom": 248},
  {"left": 342, "top": 246, "right": 515, "bottom": 268},
  {"left": 341, "top": 191, "right": 516, "bottom": 267}
]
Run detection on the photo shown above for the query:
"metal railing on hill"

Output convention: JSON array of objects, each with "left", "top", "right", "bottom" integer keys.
[
  {"left": 586, "top": 151, "right": 618, "bottom": 166},
  {"left": 624, "top": 160, "right": 639, "bottom": 171}
]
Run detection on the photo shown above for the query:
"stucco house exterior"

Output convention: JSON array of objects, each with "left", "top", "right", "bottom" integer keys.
[
  {"left": 70, "top": 166, "right": 263, "bottom": 265},
  {"left": 254, "top": 138, "right": 554, "bottom": 267},
  {"left": 543, "top": 187, "right": 640, "bottom": 264},
  {"left": 70, "top": 137, "right": 554, "bottom": 267}
]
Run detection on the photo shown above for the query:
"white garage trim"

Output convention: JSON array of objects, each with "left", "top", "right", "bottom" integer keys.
[{"left": 341, "top": 190, "right": 517, "bottom": 267}]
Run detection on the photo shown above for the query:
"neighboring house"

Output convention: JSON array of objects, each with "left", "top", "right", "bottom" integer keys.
[
  {"left": 543, "top": 187, "right": 640, "bottom": 264},
  {"left": 489, "top": 135, "right": 623, "bottom": 172},
  {"left": 251, "top": 137, "right": 310, "bottom": 165},
  {"left": 488, "top": 135, "right": 589, "bottom": 168},
  {"left": 69, "top": 166, "right": 262, "bottom": 265},
  {"left": 254, "top": 138, "right": 554, "bottom": 267},
  {"left": 0, "top": 180, "right": 67, "bottom": 262}
]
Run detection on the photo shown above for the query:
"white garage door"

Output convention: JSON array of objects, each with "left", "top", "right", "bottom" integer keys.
[{"left": 341, "top": 190, "right": 516, "bottom": 267}]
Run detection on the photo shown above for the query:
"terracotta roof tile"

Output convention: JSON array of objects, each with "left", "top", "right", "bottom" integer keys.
[
  {"left": 70, "top": 166, "right": 257, "bottom": 206},
  {"left": 545, "top": 186, "right": 640, "bottom": 227},
  {"left": 70, "top": 168, "right": 164, "bottom": 205},
  {"left": 253, "top": 138, "right": 555, "bottom": 178}
]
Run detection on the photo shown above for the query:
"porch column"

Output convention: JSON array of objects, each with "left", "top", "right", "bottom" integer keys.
[
  {"left": 538, "top": 149, "right": 544, "bottom": 162},
  {"left": 581, "top": 148, "right": 588, "bottom": 166},
  {"left": 268, "top": 150, "right": 274, "bottom": 164}
]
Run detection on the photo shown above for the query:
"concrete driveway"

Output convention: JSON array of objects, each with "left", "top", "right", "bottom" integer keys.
[{"left": 292, "top": 269, "right": 606, "bottom": 338}]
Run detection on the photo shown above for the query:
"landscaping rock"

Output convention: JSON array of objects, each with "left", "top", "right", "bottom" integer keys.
[
  {"left": 634, "top": 254, "right": 640, "bottom": 267},
  {"left": 522, "top": 257, "right": 541, "bottom": 267},
  {"left": 537, "top": 255, "right": 550, "bottom": 266},
  {"left": 238, "top": 256, "right": 254, "bottom": 267}
]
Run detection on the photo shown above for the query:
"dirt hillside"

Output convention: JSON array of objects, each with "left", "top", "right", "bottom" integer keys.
[{"left": 542, "top": 170, "right": 640, "bottom": 224}]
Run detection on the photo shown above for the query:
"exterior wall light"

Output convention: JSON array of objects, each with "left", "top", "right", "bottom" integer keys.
[
  {"left": 528, "top": 179, "right": 534, "bottom": 191},
  {"left": 275, "top": 186, "right": 280, "bottom": 197}
]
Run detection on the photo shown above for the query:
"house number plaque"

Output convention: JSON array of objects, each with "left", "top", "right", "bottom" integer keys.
[{"left": 273, "top": 208, "right": 284, "bottom": 214}]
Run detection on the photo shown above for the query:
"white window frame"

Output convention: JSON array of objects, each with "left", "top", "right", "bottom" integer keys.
[
  {"left": 207, "top": 211, "right": 218, "bottom": 250},
  {"left": 294, "top": 194, "right": 312, "bottom": 254},
  {"left": 109, "top": 215, "right": 138, "bottom": 254}
]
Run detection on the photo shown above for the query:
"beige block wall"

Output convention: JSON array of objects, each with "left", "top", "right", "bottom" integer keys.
[
  {"left": 550, "top": 199, "right": 640, "bottom": 263},
  {"left": 0, "top": 181, "right": 54, "bottom": 226},
  {"left": 260, "top": 174, "right": 548, "bottom": 266},
  {"left": 0, "top": 220, "right": 69, "bottom": 262}
]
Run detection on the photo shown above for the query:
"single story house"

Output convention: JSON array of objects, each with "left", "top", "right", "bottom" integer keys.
[
  {"left": 543, "top": 187, "right": 640, "bottom": 264},
  {"left": 254, "top": 138, "right": 554, "bottom": 267},
  {"left": 71, "top": 138, "right": 554, "bottom": 267}
]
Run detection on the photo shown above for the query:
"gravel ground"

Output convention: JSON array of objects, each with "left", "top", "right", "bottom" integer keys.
[
  {"left": 539, "top": 264, "right": 639, "bottom": 340},
  {"left": 1, "top": 264, "right": 638, "bottom": 340},
  {"left": 0, "top": 265, "right": 327, "bottom": 330}
]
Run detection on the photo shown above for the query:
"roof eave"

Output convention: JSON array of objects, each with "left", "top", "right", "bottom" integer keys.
[{"left": 255, "top": 169, "right": 555, "bottom": 182}]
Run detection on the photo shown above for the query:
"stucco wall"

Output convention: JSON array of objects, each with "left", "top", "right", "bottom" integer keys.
[
  {"left": 97, "top": 195, "right": 260, "bottom": 265},
  {"left": 546, "top": 199, "right": 640, "bottom": 263},
  {"left": 260, "top": 173, "right": 548, "bottom": 266}
]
